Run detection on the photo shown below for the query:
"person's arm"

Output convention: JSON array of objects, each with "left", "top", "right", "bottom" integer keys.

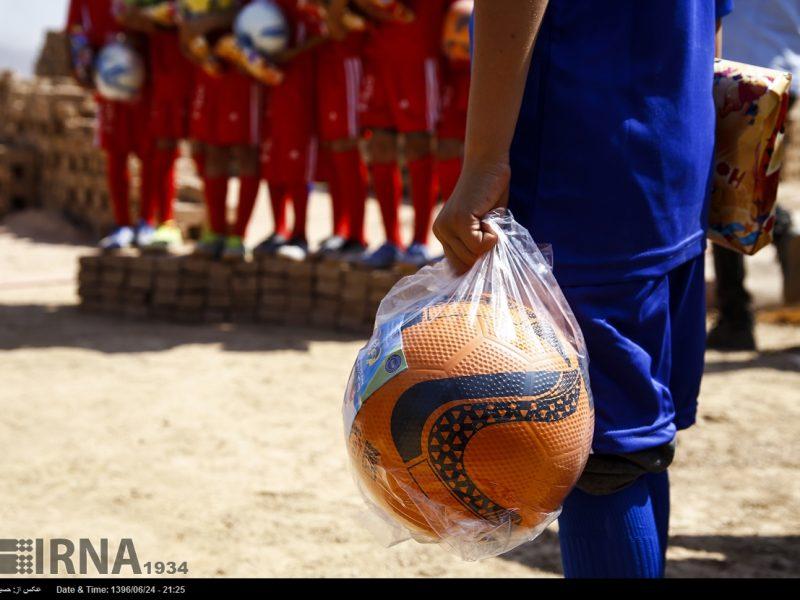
[
  {"left": 114, "top": 4, "right": 158, "bottom": 35},
  {"left": 272, "top": 34, "right": 328, "bottom": 64},
  {"left": 715, "top": 18, "right": 722, "bottom": 58},
  {"left": 178, "top": 9, "right": 237, "bottom": 40},
  {"left": 433, "top": 0, "right": 549, "bottom": 273},
  {"left": 326, "top": 0, "right": 351, "bottom": 40}
]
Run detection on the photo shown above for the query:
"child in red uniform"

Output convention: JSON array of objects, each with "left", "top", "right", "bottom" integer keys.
[
  {"left": 67, "top": 0, "right": 154, "bottom": 251},
  {"left": 312, "top": 1, "right": 368, "bottom": 258},
  {"left": 255, "top": 0, "right": 325, "bottom": 261},
  {"left": 358, "top": 0, "right": 453, "bottom": 268},
  {"left": 115, "top": 1, "right": 193, "bottom": 252},
  {"left": 436, "top": 8, "right": 470, "bottom": 203},
  {"left": 179, "top": 0, "right": 263, "bottom": 261}
]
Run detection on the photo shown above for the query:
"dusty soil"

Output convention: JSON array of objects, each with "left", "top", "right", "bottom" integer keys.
[{"left": 0, "top": 189, "right": 798, "bottom": 577}]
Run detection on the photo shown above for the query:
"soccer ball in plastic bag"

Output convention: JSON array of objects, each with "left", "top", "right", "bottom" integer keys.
[
  {"left": 94, "top": 41, "right": 145, "bottom": 102},
  {"left": 343, "top": 209, "right": 594, "bottom": 560}
]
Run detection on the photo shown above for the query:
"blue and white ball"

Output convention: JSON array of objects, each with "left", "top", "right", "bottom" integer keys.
[
  {"left": 235, "top": 0, "right": 289, "bottom": 57},
  {"left": 94, "top": 42, "right": 145, "bottom": 102}
]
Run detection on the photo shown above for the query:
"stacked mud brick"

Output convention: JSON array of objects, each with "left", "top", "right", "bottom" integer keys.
[
  {"left": 35, "top": 31, "right": 72, "bottom": 79},
  {"left": 0, "top": 67, "right": 205, "bottom": 236},
  {"left": 0, "top": 146, "right": 7, "bottom": 217},
  {"left": 76, "top": 253, "right": 409, "bottom": 335},
  {"left": 0, "top": 73, "right": 43, "bottom": 216},
  {"left": 0, "top": 73, "right": 113, "bottom": 232}
]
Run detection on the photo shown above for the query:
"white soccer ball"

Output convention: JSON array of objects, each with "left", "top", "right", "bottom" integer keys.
[
  {"left": 235, "top": 0, "right": 290, "bottom": 57},
  {"left": 94, "top": 41, "right": 145, "bottom": 102}
]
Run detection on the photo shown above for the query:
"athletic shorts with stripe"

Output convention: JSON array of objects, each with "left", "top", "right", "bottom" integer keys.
[
  {"left": 359, "top": 51, "right": 441, "bottom": 135},
  {"left": 190, "top": 68, "right": 262, "bottom": 147},
  {"left": 316, "top": 37, "right": 364, "bottom": 142}
]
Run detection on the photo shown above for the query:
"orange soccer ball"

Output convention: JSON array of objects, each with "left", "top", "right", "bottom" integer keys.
[
  {"left": 347, "top": 299, "right": 594, "bottom": 548},
  {"left": 442, "top": 0, "right": 473, "bottom": 63}
]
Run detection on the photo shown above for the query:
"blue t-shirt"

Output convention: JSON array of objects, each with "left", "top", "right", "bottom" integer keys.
[{"left": 509, "top": 0, "right": 734, "bottom": 286}]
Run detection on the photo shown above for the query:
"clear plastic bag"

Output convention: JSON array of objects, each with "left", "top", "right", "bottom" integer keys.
[{"left": 343, "top": 209, "right": 594, "bottom": 561}]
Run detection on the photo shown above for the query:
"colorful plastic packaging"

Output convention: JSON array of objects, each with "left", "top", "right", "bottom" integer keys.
[{"left": 710, "top": 58, "right": 792, "bottom": 255}]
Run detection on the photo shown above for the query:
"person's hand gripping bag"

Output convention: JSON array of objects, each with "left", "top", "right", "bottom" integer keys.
[{"left": 342, "top": 209, "right": 594, "bottom": 560}]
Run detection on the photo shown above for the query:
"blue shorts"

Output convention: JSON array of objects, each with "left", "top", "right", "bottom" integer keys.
[{"left": 560, "top": 255, "right": 706, "bottom": 454}]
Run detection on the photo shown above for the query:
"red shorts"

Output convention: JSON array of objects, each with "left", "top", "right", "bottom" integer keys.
[
  {"left": 261, "top": 54, "right": 317, "bottom": 184},
  {"left": 149, "top": 96, "right": 191, "bottom": 141},
  {"left": 96, "top": 94, "right": 151, "bottom": 156},
  {"left": 438, "top": 65, "right": 470, "bottom": 140},
  {"left": 315, "top": 36, "right": 364, "bottom": 142},
  {"left": 190, "top": 68, "right": 262, "bottom": 147},
  {"left": 359, "top": 50, "right": 441, "bottom": 134}
]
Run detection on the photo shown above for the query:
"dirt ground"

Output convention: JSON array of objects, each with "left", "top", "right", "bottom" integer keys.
[{"left": 0, "top": 186, "right": 798, "bottom": 578}]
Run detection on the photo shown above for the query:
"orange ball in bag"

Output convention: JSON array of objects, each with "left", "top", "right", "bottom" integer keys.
[{"left": 347, "top": 299, "right": 594, "bottom": 543}]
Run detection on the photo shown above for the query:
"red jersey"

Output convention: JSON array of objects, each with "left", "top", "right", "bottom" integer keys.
[
  {"left": 274, "top": 0, "right": 326, "bottom": 44},
  {"left": 149, "top": 28, "right": 193, "bottom": 101},
  {"left": 66, "top": 0, "right": 123, "bottom": 49},
  {"left": 261, "top": 0, "right": 322, "bottom": 182},
  {"left": 366, "top": 0, "right": 453, "bottom": 61}
]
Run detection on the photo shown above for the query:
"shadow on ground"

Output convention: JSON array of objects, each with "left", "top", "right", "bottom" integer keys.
[
  {"left": 705, "top": 346, "right": 800, "bottom": 373},
  {"left": 0, "top": 209, "right": 95, "bottom": 247},
  {"left": 499, "top": 530, "right": 799, "bottom": 577},
  {"left": 0, "top": 304, "right": 366, "bottom": 353}
]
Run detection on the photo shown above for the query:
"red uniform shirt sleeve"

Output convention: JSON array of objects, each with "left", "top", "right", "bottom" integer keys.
[
  {"left": 273, "top": 0, "right": 324, "bottom": 45},
  {"left": 66, "top": 0, "right": 86, "bottom": 31},
  {"left": 66, "top": 0, "right": 123, "bottom": 48}
]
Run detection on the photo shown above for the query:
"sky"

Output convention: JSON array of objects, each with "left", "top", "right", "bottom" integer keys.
[{"left": 0, "top": 0, "right": 69, "bottom": 74}]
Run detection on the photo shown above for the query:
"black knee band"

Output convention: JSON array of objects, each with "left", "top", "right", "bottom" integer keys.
[{"left": 576, "top": 439, "right": 675, "bottom": 496}]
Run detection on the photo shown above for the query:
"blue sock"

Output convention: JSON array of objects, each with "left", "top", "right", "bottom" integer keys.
[
  {"left": 557, "top": 473, "right": 670, "bottom": 578},
  {"left": 644, "top": 471, "right": 670, "bottom": 564}
]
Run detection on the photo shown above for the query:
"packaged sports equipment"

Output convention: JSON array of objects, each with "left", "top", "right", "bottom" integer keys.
[
  {"left": 234, "top": 0, "right": 290, "bottom": 57},
  {"left": 178, "top": 0, "right": 240, "bottom": 19},
  {"left": 178, "top": 0, "right": 242, "bottom": 74},
  {"left": 119, "top": 1, "right": 177, "bottom": 26},
  {"left": 214, "top": 35, "right": 284, "bottom": 85},
  {"left": 343, "top": 209, "right": 594, "bottom": 560},
  {"left": 68, "top": 27, "right": 94, "bottom": 86},
  {"left": 94, "top": 40, "right": 145, "bottom": 101},
  {"left": 710, "top": 58, "right": 792, "bottom": 255},
  {"left": 351, "top": 0, "right": 414, "bottom": 24},
  {"left": 442, "top": 0, "right": 472, "bottom": 63}
]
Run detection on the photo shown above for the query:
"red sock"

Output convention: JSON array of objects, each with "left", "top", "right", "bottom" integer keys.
[
  {"left": 408, "top": 156, "right": 436, "bottom": 245},
  {"left": 268, "top": 183, "right": 290, "bottom": 238},
  {"left": 318, "top": 149, "right": 349, "bottom": 238},
  {"left": 289, "top": 182, "right": 309, "bottom": 241},
  {"left": 106, "top": 151, "right": 131, "bottom": 226},
  {"left": 370, "top": 162, "right": 402, "bottom": 247},
  {"left": 161, "top": 161, "right": 176, "bottom": 222},
  {"left": 203, "top": 175, "right": 228, "bottom": 235},
  {"left": 327, "top": 159, "right": 349, "bottom": 238},
  {"left": 234, "top": 175, "right": 260, "bottom": 237},
  {"left": 152, "top": 146, "right": 177, "bottom": 223},
  {"left": 139, "top": 151, "right": 158, "bottom": 225},
  {"left": 332, "top": 148, "right": 368, "bottom": 245},
  {"left": 437, "top": 156, "right": 462, "bottom": 203}
]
